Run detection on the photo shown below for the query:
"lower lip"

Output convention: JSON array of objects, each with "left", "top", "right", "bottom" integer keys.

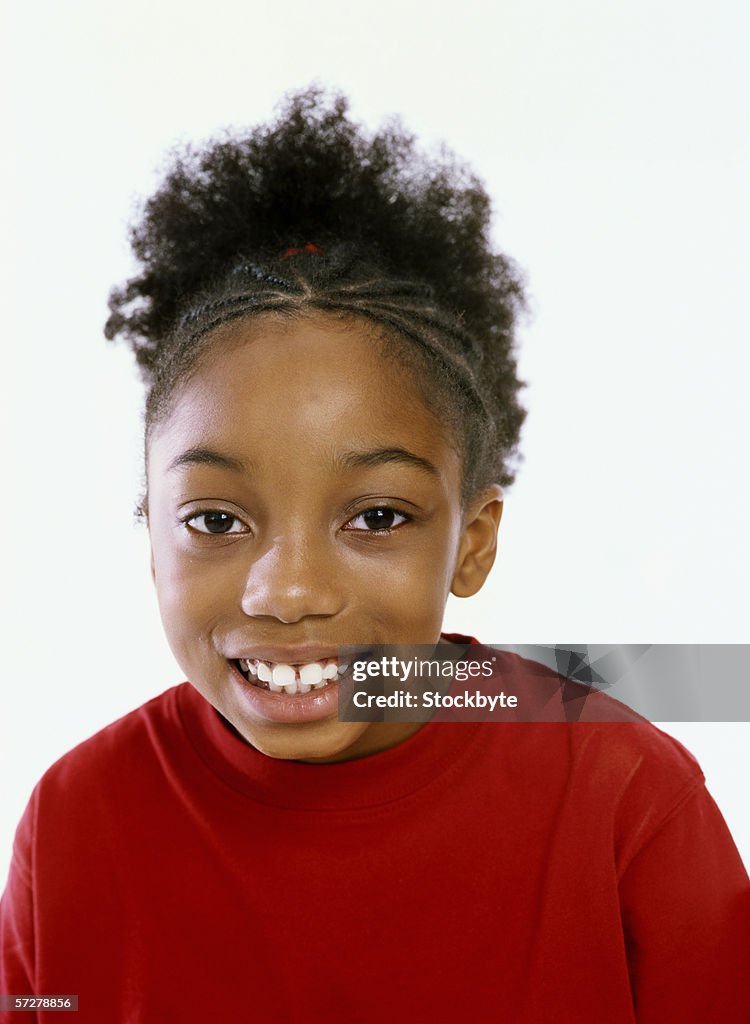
[{"left": 228, "top": 660, "right": 344, "bottom": 724}]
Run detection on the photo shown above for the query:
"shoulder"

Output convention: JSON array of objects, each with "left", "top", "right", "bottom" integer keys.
[
  {"left": 460, "top": 640, "right": 707, "bottom": 864},
  {"left": 8, "top": 684, "right": 192, "bottom": 871},
  {"left": 33, "top": 683, "right": 189, "bottom": 803},
  {"left": 497, "top": 644, "right": 704, "bottom": 783}
]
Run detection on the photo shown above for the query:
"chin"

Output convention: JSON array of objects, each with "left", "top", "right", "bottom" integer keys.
[{"left": 243, "top": 722, "right": 368, "bottom": 763}]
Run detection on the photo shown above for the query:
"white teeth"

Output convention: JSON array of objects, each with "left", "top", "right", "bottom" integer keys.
[
  {"left": 272, "top": 664, "right": 296, "bottom": 686},
  {"left": 299, "top": 663, "right": 324, "bottom": 686},
  {"left": 238, "top": 656, "right": 344, "bottom": 694}
]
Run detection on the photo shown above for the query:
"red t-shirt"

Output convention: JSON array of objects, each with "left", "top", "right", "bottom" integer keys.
[{"left": 2, "top": 639, "right": 748, "bottom": 1022}]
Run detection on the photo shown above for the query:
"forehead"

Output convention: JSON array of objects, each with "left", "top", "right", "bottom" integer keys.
[{"left": 148, "top": 313, "right": 461, "bottom": 486}]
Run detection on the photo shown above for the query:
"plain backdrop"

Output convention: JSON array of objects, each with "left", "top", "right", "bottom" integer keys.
[{"left": 1, "top": 0, "right": 748, "bottom": 885}]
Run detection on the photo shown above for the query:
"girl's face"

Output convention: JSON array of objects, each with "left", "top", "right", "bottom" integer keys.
[{"left": 146, "top": 313, "right": 503, "bottom": 762}]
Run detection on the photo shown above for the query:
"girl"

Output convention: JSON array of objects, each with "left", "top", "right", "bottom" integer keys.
[{"left": 1, "top": 87, "right": 747, "bottom": 1022}]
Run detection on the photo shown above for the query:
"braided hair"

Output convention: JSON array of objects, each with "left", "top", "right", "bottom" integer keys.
[{"left": 105, "top": 86, "right": 528, "bottom": 507}]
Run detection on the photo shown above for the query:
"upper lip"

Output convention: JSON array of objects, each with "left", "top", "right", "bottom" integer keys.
[{"left": 229, "top": 645, "right": 371, "bottom": 665}]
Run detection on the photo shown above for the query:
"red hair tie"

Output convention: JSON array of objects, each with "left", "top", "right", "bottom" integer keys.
[{"left": 280, "top": 242, "right": 324, "bottom": 259}]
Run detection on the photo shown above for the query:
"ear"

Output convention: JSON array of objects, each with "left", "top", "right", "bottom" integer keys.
[
  {"left": 450, "top": 485, "right": 504, "bottom": 598},
  {"left": 140, "top": 495, "right": 156, "bottom": 585},
  {"left": 146, "top": 519, "right": 156, "bottom": 586}
]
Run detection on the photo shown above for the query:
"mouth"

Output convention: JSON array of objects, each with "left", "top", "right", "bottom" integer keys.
[{"left": 231, "top": 656, "right": 351, "bottom": 697}]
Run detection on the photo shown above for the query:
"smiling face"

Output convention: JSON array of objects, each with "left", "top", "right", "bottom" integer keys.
[{"left": 146, "top": 312, "right": 503, "bottom": 762}]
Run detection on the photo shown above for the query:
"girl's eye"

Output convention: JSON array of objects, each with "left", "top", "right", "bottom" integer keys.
[
  {"left": 185, "top": 511, "right": 247, "bottom": 535},
  {"left": 345, "top": 507, "right": 410, "bottom": 533}
]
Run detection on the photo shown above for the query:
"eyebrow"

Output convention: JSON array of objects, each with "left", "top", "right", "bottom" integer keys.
[
  {"left": 166, "top": 444, "right": 440, "bottom": 479},
  {"left": 166, "top": 447, "right": 249, "bottom": 474},
  {"left": 335, "top": 447, "right": 441, "bottom": 479}
]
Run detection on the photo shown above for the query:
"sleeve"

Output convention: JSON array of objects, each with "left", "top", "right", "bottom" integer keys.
[
  {"left": 0, "top": 788, "right": 37, "bottom": 1020},
  {"left": 618, "top": 781, "right": 750, "bottom": 1022}
]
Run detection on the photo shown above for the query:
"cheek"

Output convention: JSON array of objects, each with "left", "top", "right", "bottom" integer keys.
[
  {"left": 158, "top": 561, "right": 234, "bottom": 634},
  {"left": 343, "top": 544, "right": 453, "bottom": 623},
  {"left": 358, "top": 545, "right": 455, "bottom": 629},
  {"left": 150, "top": 523, "right": 235, "bottom": 656}
]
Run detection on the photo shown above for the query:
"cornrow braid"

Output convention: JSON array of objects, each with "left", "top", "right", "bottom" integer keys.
[
  {"left": 105, "top": 86, "right": 528, "bottom": 508},
  {"left": 145, "top": 247, "right": 506, "bottom": 505}
]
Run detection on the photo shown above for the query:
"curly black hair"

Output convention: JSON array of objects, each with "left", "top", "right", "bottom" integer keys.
[{"left": 105, "top": 86, "right": 528, "bottom": 507}]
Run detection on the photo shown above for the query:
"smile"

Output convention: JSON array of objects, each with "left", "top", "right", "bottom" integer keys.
[{"left": 234, "top": 658, "right": 350, "bottom": 696}]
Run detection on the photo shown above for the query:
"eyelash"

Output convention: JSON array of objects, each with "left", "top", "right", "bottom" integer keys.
[
  {"left": 181, "top": 512, "right": 247, "bottom": 536},
  {"left": 343, "top": 507, "right": 411, "bottom": 534},
  {"left": 180, "top": 505, "right": 412, "bottom": 537}
]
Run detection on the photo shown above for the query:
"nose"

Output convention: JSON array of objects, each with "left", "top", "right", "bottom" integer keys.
[{"left": 239, "top": 534, "right": 344, "bottom": 623}]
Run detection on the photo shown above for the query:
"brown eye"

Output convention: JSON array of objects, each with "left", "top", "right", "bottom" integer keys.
[
  {"left": 187, "top": 512, "right": 246, "bottom": 535},
  {"left": 346, "top": 507, "right": 410, "bottom": 532}
]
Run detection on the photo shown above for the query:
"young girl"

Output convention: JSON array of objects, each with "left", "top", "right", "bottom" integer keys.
[{"left": 1, "top": 88, "right": 747, "bottom": 1022}]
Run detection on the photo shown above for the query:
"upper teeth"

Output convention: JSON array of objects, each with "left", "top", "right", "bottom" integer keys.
[{"left": 239, "top": 658, "right": 348, "bottom": 695}]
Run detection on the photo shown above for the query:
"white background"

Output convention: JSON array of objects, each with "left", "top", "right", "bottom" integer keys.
[{"left": 1, "top": 0, "right": 748, "bottom": 884}]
